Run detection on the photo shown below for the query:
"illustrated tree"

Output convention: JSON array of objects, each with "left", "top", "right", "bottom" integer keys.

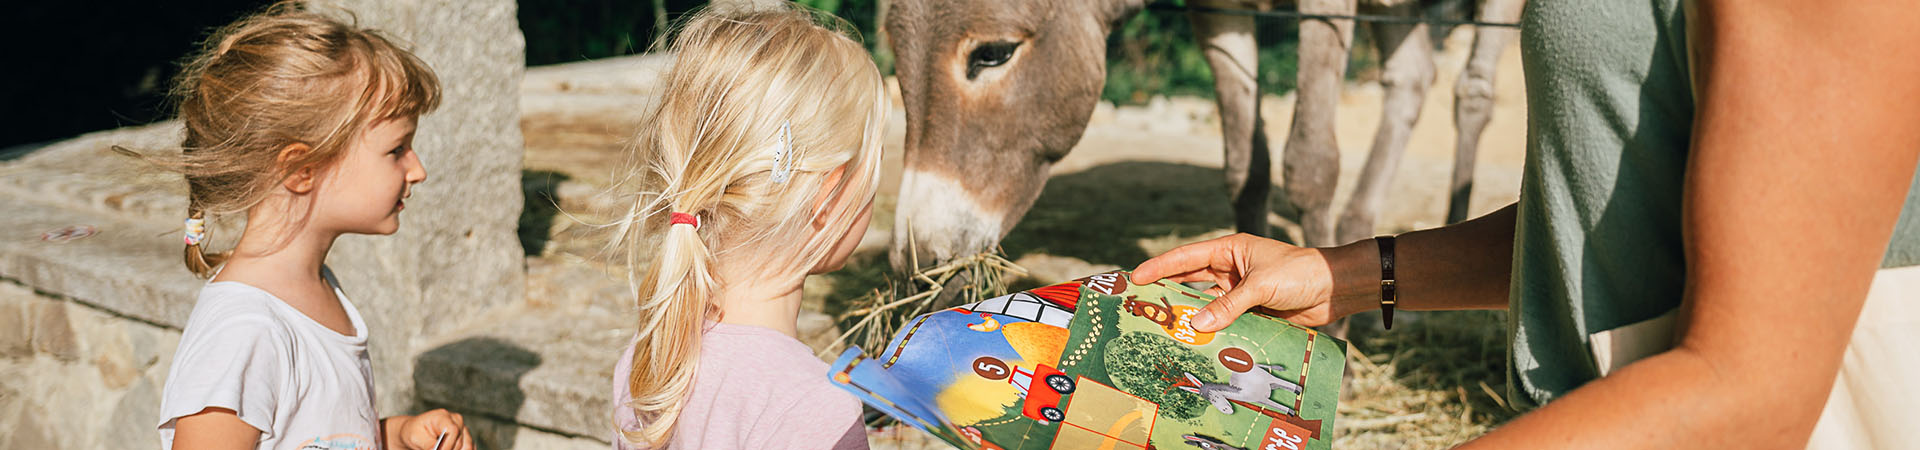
[{"left": 1103, "top": 331, "right": 1213, "bottom": 419}]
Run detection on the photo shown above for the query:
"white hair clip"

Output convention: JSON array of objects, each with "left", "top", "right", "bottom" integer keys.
[{"left": 770, "top": 121, "right": 795, "bottom": 184}]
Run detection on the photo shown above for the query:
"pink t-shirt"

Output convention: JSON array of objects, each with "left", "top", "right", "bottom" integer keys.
[{"left": 610, "top": 322, "right": 868, "bottom": 449}]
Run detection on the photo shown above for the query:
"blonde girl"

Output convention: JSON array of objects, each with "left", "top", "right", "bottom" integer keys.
[
  {"left": 149, "top": 4, "right": 471, "bottom": 449},
  {"left": 608, "top": 4, "right": 887, "bottom": 449}
]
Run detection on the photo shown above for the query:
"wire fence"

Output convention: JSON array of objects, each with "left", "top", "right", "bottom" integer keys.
[{"left": 1146, "top": 3, "right": 1523, "bottom": 29}]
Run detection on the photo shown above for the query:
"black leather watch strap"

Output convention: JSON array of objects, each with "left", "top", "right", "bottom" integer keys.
[{"left": 1377, "top": 235, "right": 1397, "bottom": 330}]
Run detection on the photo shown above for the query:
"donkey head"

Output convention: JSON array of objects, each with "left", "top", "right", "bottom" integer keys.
[
  {"left": 885, "top": 0, "right": 1148, "bottom": 271},
  {"left": 1175, "top": 372, "right": 1241, "bottom": 414},
  {"left": 1174, "top": 372, "right": 1205, "bottom": 394}
]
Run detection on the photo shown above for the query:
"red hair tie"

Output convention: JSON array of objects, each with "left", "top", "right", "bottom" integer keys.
[{"left": 669, "top": 212, "right": 700, "bottom": 229}]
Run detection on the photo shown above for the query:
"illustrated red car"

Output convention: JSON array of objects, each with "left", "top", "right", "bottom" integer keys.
[{"left": 974, "top": 356, "right": 1077, "bottom": 423}]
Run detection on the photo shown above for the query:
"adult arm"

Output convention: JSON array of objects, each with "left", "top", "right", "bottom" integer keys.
[
  {"left": 1132, "top": 203, "right": 1516, "bottom": 331},
  {"left": 1458, "top": 1, "right": 1920, "bottom": 447}
]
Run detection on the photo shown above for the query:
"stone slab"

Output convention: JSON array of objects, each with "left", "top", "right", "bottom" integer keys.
[
  {"left": 0, "top": 122, "right": 187, "bottom": 223},
  {"left": 0, "top": 194, "right": 200, "bottom": 329}
]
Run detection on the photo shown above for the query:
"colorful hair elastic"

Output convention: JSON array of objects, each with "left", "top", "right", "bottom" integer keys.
[
  {"left": 183, "top": 218, "right": 208, "bottom": 246},
  {"left": 669, "top": 212, "right": 700, "bottom": 229}
]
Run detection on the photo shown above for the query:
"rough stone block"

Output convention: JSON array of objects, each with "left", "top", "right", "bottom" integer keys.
[
  {"left": 125, "top": 318, "right": 175, "bottom": 373},
  {"left": 413, "top": 337, "right": 541, "bottom": 422},
  {"left": 0, "top": 290, "right": 31, "bottom": 359},
  {"left": 30, "top": 300, "right": 78, "bottom": 362},
  {"left": 105, "top": 378, "right": 162, "bottom": 449},
  {"left": 5, "top": 412, "right": 56, "bottom": 450},
  {"left": 92, "top": 327, "right": 138, "bottom": 390}
]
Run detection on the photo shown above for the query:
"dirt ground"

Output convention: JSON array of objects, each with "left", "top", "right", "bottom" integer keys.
[{"left": 521, "top": 27, "right": 1529, "bottom": 449}]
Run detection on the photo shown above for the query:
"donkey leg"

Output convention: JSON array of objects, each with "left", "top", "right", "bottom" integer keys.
[
  {"left": 1255, "top": 397, "right": 1297, "bottom": 416},
  {"left": 1275, "top": 377, "right": 1303, "bottom": 394},
  {"left": 1190, "top": 6, "right": 1271, "bottom": 237},
  {"left": 1285, "top": 0, "right": 1357, "bottom": 248},
  {"left": 1336, "top": 3, "right": 1434, "bottom": 245},
  {"left": 1447, "top": 0, "right": 1524, "bottom": 224}
]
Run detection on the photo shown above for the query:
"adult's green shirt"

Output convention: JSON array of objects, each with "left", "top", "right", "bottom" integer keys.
[{"left": 1507, "top": 0, "right": 1920, "bottom": 409}]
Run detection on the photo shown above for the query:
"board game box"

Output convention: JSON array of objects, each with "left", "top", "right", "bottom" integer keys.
[{"left": 829, "top": 271, "right": 1347, "bottom": 450}]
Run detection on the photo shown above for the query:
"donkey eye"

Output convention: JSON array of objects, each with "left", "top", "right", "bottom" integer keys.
[{"left": 966, "top": 41, "right": 1021, "bottom": 80}]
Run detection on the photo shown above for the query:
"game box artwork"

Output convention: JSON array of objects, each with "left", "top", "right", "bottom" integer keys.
[{"left": 829, "top": 271, "right": 1347, "bottom": 450}]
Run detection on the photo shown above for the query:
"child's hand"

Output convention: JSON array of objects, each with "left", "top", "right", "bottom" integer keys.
[{"left": 386, "top": 409, "right": 473, "bottom": 450}]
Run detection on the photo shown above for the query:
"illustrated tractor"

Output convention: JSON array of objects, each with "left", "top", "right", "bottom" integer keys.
[{"left": 972, "top": 356, "right": 1076, "bottom": 423}]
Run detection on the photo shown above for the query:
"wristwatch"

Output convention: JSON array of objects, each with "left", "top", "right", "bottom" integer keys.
[{"left": 1377, "top": 235, "right": 1397, "bottom": 330}]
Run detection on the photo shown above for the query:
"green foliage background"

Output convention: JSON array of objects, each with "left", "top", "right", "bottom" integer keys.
[{"left": 518, "top": 0, "right": 1326, "bottom": 105}]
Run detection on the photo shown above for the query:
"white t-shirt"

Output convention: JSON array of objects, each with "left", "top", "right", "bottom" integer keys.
[{"left": 157, "top": 272, "right": 381, "bottom": 450}]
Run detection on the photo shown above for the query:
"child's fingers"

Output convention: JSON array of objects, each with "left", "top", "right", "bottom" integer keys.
[
  {"left": 407, "top": 409, "right": 459, "bottom": 450},
  {"left": 457, "top": 427, "right": 474, "bottom": 450},
  {"left": 446, "top": 412, "right": 468, "bottom": 450},
  {"left": 405, "top": 428, "right": 438, "bottom": 450},
  {"left": 428, "top": 428, "right": 451, "bottom": 450}
]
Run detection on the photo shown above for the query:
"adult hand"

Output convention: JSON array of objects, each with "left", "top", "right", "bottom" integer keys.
[
  {"left": 1132, "top": 233, "right": 1374, "bottom": 331},
  {"left": 388, "top": 409, "right": 473, "bottom": 450}
]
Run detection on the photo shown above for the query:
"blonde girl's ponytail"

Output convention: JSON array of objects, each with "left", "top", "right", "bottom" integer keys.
[
  {"left": 613, "top": 2, "right": 887, "bottom": 447},
  {"left": 623, "top": 209, "right": 718, "bottom": 446}
]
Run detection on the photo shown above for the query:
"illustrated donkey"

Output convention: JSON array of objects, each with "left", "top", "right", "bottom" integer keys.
[
  {"left": 885, "top": 0, "right": 1525, "bottom": 271},
  {"left": 1174, "top": 363, "right": 1302, "bottom": 416}
]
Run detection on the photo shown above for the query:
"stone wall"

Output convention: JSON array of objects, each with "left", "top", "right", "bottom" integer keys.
[
  {"left": 0, "top": 277, "right": 607, "bottom": 449},
  {"left": 0, "top": 281, "right": 179, "bottom": 449}
]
